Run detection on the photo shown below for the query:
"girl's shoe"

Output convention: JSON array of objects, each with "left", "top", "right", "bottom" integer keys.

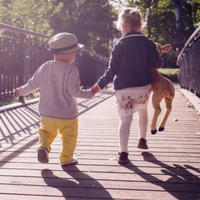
[
  {"left": 61, "top": 158, "right": 78, "bottom": 166},
  {"left": 118, "top": 152, "right": 129, "bottom": 164},
  {"left": 37, "top": 147, "right": 49, "bottom": 163},
  {"left": 137, "top": 138, "right": 148, "bottom": 149}
]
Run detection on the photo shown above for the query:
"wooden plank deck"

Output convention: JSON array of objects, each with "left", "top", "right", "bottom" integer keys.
[{"left": 0, "top": 86, "right": 200, "bottom": 200}]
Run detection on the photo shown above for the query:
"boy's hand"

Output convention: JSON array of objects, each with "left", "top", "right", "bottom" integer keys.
[
  {"left": 91, "top": 84, "right": 100, "bottom": 94},
  {"left": 15, "top": 89, "right": 21, "bottom": 97}
]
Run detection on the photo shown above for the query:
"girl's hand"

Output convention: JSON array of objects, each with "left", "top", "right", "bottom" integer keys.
[{"left": 91, "top": 84, "right": 100, "bottom": 94}]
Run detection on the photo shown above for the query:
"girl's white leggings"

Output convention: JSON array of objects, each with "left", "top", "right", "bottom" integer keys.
[{"left": 118, "top": 101, "right": 148, "bottom": 153}]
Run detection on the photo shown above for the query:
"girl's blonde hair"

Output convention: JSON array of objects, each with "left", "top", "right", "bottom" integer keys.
[{"left": 116, "top": 7, "right": 146, "bottom": 32}]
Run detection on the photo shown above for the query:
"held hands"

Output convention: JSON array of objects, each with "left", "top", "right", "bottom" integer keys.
[{"left": 91, "top": 84, "right": 100, "bottom": 95}]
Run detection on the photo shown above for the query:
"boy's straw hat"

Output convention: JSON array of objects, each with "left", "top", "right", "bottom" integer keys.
[{"left": 48, "top": 32, "right": 84, "bottom": 54}]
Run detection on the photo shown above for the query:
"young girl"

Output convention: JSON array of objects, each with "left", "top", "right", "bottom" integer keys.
[{"left": 92, "top": 7, "right": 162, "bottom": 164}]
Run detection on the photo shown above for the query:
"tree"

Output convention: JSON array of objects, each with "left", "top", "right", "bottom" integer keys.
[
  {"left": 109, "top": 0, "right": 200, "bottom": 68},
  {"left": 0, "top": 0, "right": 56, "bottom": 35},
  {"left": 0, "top": 0, "right": 118, "bottom": 56},
  {"left": 50, "top": 0, "right": 118, "bottom": 56}
]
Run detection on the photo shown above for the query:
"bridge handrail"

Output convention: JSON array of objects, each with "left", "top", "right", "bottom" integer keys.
[
  {"left": 177, "top": 25, "right": 200, "bottom": 64},
  {"left": 0, "top": 23, "right": 108, "bottom": 101},
  {"left": 177, "top": 25, "right": 200, "bottom": 97},
  {"left": 0, "top": 22, "right": 49, "bottom": 39}
]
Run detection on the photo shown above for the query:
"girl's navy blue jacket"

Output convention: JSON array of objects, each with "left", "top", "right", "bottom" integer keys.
[{"left": 97, "top": 32, "right": 162, "bottom": 90}]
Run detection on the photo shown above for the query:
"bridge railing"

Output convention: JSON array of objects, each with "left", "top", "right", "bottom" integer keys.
[
  {"left": 0, "top": 23, "right": 108, "bottom": 102},
  {"left": 177, "top": 25, "right": 200, "bottom": 97},
  {"left": 0, "top": 23, "right": 51, "bottom": 101}
]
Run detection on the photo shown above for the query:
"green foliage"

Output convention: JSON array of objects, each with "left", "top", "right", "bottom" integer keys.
[
  {"left": 50, "top": 0, "right": 117, "bottom": 56},
  {"left": 119, "top": 0, "right": 200, "bottom": 68},
  {"left": 0, "top": 91, "right": 40, "bottom": 107},
  {"left": 0, "top": 0, "right": 117, "bottom": 56},
  {"left": 0, "top": 0, "right": 199, "bottom": 65},
  {"left": 0, "top": 0, "right": 56, "bottom": 35},
  {"left": 158, "top": 68, "right": 179, "bottom": 83}
]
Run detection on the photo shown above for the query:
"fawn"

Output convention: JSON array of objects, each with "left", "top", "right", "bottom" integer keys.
[{"left": 151, "top": 43, "right": 175, "bottom": 134}]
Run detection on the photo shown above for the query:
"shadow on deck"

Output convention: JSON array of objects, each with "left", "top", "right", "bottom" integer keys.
[{"left": 0, "top": 87, "right": 200, "bottom": 200}]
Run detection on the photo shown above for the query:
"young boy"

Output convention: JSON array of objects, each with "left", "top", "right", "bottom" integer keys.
[{"left": 15, "top": 32, "right": 94, "bottom": 166}]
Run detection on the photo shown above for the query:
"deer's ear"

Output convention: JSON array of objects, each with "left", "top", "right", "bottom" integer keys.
[{"left": 162, "top": 44, "right": 171, "bottom": 52}]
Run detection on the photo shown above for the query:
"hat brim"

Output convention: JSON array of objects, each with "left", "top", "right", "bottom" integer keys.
[{"left": 48, "top": 43, "right": 84, "bottom": 54}]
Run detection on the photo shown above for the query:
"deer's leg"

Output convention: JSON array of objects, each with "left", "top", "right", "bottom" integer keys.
[
  {"left": 151, "top": 92, "right": 162, "bottom": 135},
  {"left": 158, "top": 96, "right": 173, "bottom": 131}
]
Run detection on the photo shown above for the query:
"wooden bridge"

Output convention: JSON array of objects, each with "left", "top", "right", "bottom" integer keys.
[{"left": 0, "top": 85, "right": 200, "bottom": 200}]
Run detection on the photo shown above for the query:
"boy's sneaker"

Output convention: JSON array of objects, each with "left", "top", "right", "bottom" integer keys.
[
  {"left": 61, "top": 158, "right": 78, "bottom": 166},
  {"left": 137, "top": 138, "right": 148, "bottom": 149},
  {"left": 117, "top": 152, "right": 129, "bottom": 164},
  {"left": 37, "top": 147, "right": 49, "bottom": 163}
]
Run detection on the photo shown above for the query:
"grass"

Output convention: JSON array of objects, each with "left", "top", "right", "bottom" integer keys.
[
  {"left": 0, "top": 69, "right": 179, "bottom": 107},
  {"left": 0, "top": 92, "right": 40, "bottom": 107},
  {"left": 158, "top": 68, "right": 179, "bottom": 83},
  {"left": 0, "top": 98, "right": 19, "bottom": 107},
  {"left": 158, "top": 68, "right": 179, "bottom": 76}
]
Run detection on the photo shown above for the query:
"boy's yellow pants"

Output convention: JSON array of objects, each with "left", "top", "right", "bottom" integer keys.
[{"left": 37, "top": 116, "right": 78, "bottom": 163}]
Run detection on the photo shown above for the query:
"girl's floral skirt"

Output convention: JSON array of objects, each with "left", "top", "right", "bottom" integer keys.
[{"left": 116, "top": 84, "right": 151, "bottom": 116}]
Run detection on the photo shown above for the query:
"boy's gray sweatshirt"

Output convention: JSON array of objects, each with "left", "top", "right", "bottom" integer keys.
[{"left": 18, "top": 60, "right": 93, "bottom": 119}]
